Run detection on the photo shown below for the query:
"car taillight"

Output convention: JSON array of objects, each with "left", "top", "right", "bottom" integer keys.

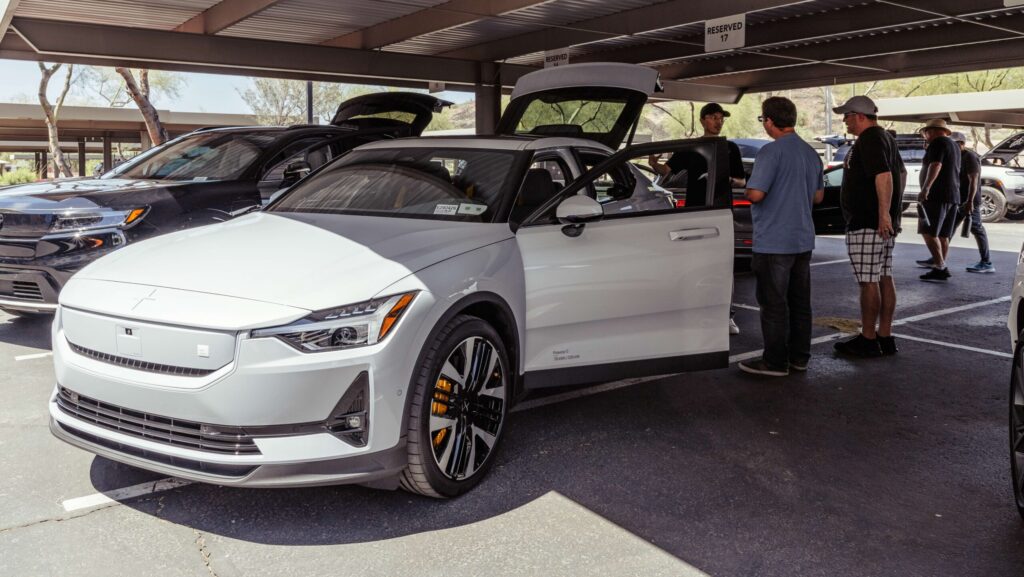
[
  {"left": 732, "top": 199, "right": 751, "bottom": 207},
  {"left": 675, "top": 199, "right": 686, "bottom": 208}
]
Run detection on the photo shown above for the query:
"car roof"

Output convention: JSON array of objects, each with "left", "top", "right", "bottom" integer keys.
[
  {"left": 190, "top": 125, "right": 353, "bottom": 136},
  {"left": 354, "top": 135, "right": 615, "bottom": 153}
]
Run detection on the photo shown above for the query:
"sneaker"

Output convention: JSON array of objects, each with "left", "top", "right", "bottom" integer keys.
[
  {"left": 878, "top": 335, "right": 898, "bottom": 356},
  {"left": 966, "top": 261, "right": 995, "bottom": 274},
  {"left": 789, "top": 359, "right": 809, "bottom": 371},
  {"left": 728, "top": 318, "right": 740, "bottom": 335},
  {"left": 738, "top": 358, "right": 789, "bottom": 377},
  {"left": 834, "top": 333, "right": 882, "bottom": 358},
  {"left": 920, "top": 267, "right": 951, "bottom": 282},
  {"left": 916, "top": 257, "right": 935, "bottom": 268}
]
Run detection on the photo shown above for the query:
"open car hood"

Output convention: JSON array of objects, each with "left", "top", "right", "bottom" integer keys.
[
  {"left": 330, "top": 92, "right": 453, "bottom": 138},
  {"left": 982, "top": 132, "right": 1024, "bottom": 165},
  {"left": 495, "top": 63, "right": 661, "bottom": 149}
]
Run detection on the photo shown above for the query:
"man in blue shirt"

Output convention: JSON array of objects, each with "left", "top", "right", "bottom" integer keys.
[{"left": 738, "top": 97, "right": 824, "bottom": 377}]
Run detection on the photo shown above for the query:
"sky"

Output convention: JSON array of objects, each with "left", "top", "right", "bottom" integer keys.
[{"left": 0, "top": 59, "right": 473, "bottom": 114}]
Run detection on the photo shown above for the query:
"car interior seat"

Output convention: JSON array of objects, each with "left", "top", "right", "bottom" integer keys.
[{"left": 511, "top": 168, "right": 558, "bottom": 226}]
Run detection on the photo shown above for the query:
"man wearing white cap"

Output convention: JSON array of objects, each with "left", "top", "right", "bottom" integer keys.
[
  {"left": 917, "top": 118, "right": 961, "bottom": 282},
  {"left": 831, "top": 95, "right": 905, "bottom": 358}
]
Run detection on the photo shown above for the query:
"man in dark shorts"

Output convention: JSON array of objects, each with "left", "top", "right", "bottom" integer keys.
[
  {"left": 950, "top": 132, "right": 994, "bottom": 273},
  {"left": 916, "top": 119, "right": 961, "bottom": 282},
  {"left": 830, "top": 96, "right": 905, "bottom": 358}
]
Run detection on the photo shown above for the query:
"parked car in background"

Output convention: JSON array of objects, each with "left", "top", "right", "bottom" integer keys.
[
  {"left": 0, "top": 93, "right": 451, "bottom": 317},
  {"left": 1007, "top": 240, "right": 1024, "bottom": 519},
  {"left": 49, "top": 63, "right": 737, "bottom": 498},
  {"left": 975, "top": 132, "right": 1024, "bottom": 222}
]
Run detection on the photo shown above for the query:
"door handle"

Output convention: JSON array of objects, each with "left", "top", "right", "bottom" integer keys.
[{"left": 670, "top": 227, "right": 719, "bottom": 241}]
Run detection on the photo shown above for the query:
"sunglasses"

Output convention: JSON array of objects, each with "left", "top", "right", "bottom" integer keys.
[{"left": 757, "top": 115, "right": 767, "bottom": 123}]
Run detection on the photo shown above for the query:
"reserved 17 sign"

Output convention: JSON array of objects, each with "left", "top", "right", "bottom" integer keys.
[{"left": 705, "top": 14, "right": 746, "bottom": 52}]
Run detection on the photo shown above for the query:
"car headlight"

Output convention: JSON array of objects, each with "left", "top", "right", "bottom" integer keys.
[
  {"left": 252, "top": 292, "right": 418, "bottom": 352},
  {"left": 50, "top": 207, "right": 147, "bottom": 232}
]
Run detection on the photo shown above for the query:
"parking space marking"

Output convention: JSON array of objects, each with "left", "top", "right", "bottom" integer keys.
[
  {"left": 15, "top": 351, "right": 53, "bottom": 361},
  {"left": 734, "top": 303, "right": 760, "bottom": 312},
  {"left": 810, "top": 259, "right": 849, "bottom": 267},
  {"left": 62, "top": 478, "right": 193, "bottom": 512},
  {"left": 893, "top": 295, "right": 1011, "bottom": 325},
  {"left": 892, "top": 333, "right": 1013, "bottom": 359}
]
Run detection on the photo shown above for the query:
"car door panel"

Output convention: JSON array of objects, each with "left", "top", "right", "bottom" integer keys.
[{"left": 516, "top": 139, "right": 734, "bottom": 388}]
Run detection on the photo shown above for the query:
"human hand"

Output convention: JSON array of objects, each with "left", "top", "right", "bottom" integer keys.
[
  {"left": 917, "top": 190, "right": 928, "bottom": 203},
  {"left": 878, "top": 213, "right": 894, "bottom": 240}
]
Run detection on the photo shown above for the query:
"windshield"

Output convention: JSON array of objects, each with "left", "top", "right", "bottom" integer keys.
[
  {"left": 104, "top": 131, "right": 278, "bottom": 181},
  {"left": 268, "top": 147, "right": 523, "bottom": 222}
]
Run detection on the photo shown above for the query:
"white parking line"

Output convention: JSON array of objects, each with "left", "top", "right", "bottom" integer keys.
[
  {"left": 15, "top": 351, "right": 52, "bottom": 361},
  {"left": 733, "top": 303, "right": 760, "bottom": 312},
  {"left": 62, "top": 478, "right": 193, "bottom": 512},
  {"left": 810, "top": 259, "right": 849, "bottom": 267},
  {"left": 893, "top": 295, "right": 1010, "bottom": 325},
  {"left": 892, "top": 333, "right": 1013, "bottom": 359}
]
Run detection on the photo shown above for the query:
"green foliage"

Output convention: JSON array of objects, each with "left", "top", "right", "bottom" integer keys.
[
  {"left": 238, "top": 79, "right": 387, "bottom": 126},
  {"left": 72, "top": 67, "right": 185, "bottom": 107},
  {"left": 0, "top": 168, "right": 37, "bottom": 187}
]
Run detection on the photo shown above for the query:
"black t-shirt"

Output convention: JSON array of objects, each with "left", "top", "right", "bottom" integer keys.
[
  {"left": 920, "top": 135, "right": 961, "bottom": 204},
  {"left": 666, "top": 139, "right": 745, "bottom": 206},
  {"left": 960, "top": 149, "right": 981, "bottom": 206},
  {"left": 839, "top": 126, "right": 905, "bottom": 232}
]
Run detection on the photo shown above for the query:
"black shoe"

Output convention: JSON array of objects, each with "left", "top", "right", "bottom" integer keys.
[
  {"left": 738, "top": 358, "right": 789, "bottom": 377},
  {"left": 920, "top": 268, "right": 951, "bottom": 282},
  {"left": 878, "top": 335, "right": 898, "bottom": 356},
  {"left": 834, "top": 333, "right": 882, "bottom": 358},
  {"left": 789, "top": 359, "right": 809, "bottom": 371}
]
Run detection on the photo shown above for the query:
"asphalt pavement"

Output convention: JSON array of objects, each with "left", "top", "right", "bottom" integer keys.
[{"left": 2, "top": 231, "right": 1023, "bottom": 577}]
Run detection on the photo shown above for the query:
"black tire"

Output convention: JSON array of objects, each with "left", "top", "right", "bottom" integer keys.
[
  {"left": 980, "top": 186, "right": 1006, "bottom": 223},
  {"left": 400, "top": 314, "right": 510, "bottom": 498},
  {"left": 1011, "top": 335, "right": 1024, "bottom": 520},
  {"left": 0, "top": 307, "right": 52, "bottom": 319},
  {"left": 1004, "top": 206, "right": 1024, "bottom": 221}
]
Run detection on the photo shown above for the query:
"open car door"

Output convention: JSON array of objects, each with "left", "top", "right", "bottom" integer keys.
[
  {"left": 983, "top": 132, "right": 1024, "bottom": 167},
  {"left": 495, "top": 63, "right": 661, "bottom": 148},
  {"left": 331, "top": 92, "right": 453, "bottom": 138},
  {"left": 514, "top": 139, "right": 734, "bottom": 388}
]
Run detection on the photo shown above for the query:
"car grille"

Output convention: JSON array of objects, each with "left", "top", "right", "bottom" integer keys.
[
  {"left": 56, "top": 422, "right": 258, "bottom": 478},
  {"left": 56, "top": 386, "right": 261, "bottom": 455},
  {"left": 0, "top": 279, "right": 43, "bottom": 301},
  {"left": 68, "top": 342, "right": 216, "bottom": 377}
]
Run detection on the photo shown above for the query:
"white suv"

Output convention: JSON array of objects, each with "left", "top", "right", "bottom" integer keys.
[
  {"left": 48, "top": 64, "right": 735, "bottom": 497},
  {"left": 1008, "top": 241, "right": 1024, "bottom": 518}
]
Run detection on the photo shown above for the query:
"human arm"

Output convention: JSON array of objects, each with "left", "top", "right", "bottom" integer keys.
[
  {"left": 744, "top": 143, "right": 776, "bottom": 205},
  {"left": 965, "top": 172, "right": 979, "bottom": 207},
  {"left": 919, "top": 162, "right": 942, "bottom": 202},
  {"left": 746, "top": 188, "right": 767, "bottom": 203},
  {"left": 875, "top": 171, "right": 894, "bottom": 240},
  {"left": 648, "top": 154, "right": 671, "bottom": 177},
  {"left": 727, "top": 142, "right": 747, "bottom": 188}
]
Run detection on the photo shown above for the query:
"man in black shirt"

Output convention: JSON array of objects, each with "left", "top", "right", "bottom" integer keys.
[
  {"left": 648, "top": 102, "right": 747, "bottom": 205},
  {"left": 917, "top": 119, "right": 961, "bottom": 282},
  {"left": 832, "top": 95, "right": 906, "bottom": 358},
  {"left": 951, "top": 132, "right": 994, "bottom": 273}
]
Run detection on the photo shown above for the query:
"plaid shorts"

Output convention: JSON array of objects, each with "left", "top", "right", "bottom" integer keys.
[{"left": 846, "top": 229, "right": 895, "bottom": 283}]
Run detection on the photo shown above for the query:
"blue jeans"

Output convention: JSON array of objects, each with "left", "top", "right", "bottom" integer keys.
[{"left": 752, "top": 252, "right": 813, "bottom": 370}]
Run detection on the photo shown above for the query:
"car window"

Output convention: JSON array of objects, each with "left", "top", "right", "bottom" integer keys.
[
  {"left": 262, "top": 139, "right": 337, "bottom": 183},
  {"left": 105, "top": 132, "right": 277, "bottom": 181},
  {"left": 261, "top": 137, "right": 330, "bottom": 181},
  {"left": 269, "top": 147, "right": 524, "bottom": 223},
  {"left": 824, "top": 167, "right": 844, "bottom": 187}
]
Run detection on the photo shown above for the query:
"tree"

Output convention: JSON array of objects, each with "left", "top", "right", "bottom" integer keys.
[
  {"left": 239, "top": 78, "right": 382, "bottom": 125},
  {"left": 74, "top": 66, "right": 184, "bottom": 108},
  {"left": 115, "top": 68, "right": 169, "bottom": 146},
  {"left": 37, "top": 62, "right": 74, "bottom": 178}
]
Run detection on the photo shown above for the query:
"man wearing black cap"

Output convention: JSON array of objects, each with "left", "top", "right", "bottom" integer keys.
[{"left": 648, "top": 102, "right": 747, "bottom": 203}]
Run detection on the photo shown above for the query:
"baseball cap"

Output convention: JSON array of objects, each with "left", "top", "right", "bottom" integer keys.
[
  {"left": 951, "top": 131, "right": 967, "bottom": 143},
  {"left": 699, "top": 102, "right": 731, "bottom": 118},
  {"left": 832, "top": 95, "right": 877, "bottom": 116}
]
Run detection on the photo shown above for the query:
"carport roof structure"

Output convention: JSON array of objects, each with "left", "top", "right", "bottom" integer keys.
[
  {"left": 0, "top": 0, "right": 1023, "bottom": 105},
  {"left": 876, "top": 89, "right": 1024, "bottom": 129}
]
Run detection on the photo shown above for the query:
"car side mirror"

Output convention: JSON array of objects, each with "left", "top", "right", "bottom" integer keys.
[
  {"left": 556, "top": 195, "right": 603, "bottom": 237},
  {"left": 281, "top": 160, "right": 312, "bottom": 187}
]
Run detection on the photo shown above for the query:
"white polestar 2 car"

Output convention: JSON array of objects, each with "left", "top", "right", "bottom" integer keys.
[
  {"left": 1009, "top": 241, "right": 1024, "bottom": 518},
  {"left": 49, "top": 64, "right": 735, "bottom": 497}
]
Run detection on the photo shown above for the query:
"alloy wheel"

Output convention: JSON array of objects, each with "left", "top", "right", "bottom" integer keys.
[
  {"left": 981, "top": 195, "right": 997, "bottom": 220},
  {"left": 1012, "top": 342, "right": 1024, "bottom": 519},
  {"left": 429, "top": 336, "right": 506, "bottom": 481}
]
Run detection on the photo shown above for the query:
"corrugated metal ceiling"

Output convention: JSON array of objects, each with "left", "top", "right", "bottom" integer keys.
[{"left": 15, "top": 0, "right": 220, "bottom": 31}]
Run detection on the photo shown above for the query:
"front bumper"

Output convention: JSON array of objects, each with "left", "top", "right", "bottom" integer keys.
[
  {"left": 49, "top": 315, "right": 420, "bottom": 487},
  {"left": 0, "top": 266, "right": 62, "bottom": 312}
]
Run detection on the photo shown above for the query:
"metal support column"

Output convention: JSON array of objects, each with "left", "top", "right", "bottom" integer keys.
[
  {"left": 102, "top": 133, "right": 112, "bottom": 174},
  {"left": 306, "top": 80, "right": 314, "bottom": 124},
  {"left": 77, "top": 138, "right": 86, "bottom": 176},
  {"left": 475, "top": 63, "right": 501, "bottom": 135},
  {"left": 39, "top": 150, "right": 48, "bottom": 179}
]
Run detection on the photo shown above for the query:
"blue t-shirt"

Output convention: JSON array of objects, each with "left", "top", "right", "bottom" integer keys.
[{"left": 747, "top": 132, "right": 823, "bottom": 254}]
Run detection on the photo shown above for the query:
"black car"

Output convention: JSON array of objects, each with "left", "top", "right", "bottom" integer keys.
[{"left": 0, "top": 93, "right": 451, "bottom": 316}]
